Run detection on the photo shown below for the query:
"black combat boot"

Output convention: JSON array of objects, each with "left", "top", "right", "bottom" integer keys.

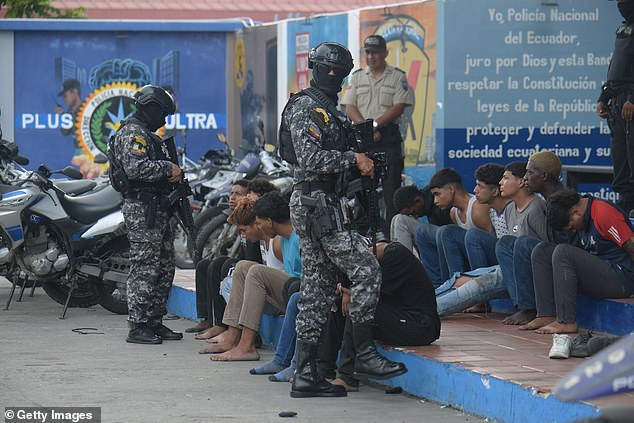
[
  {"left": 290, "top": 341, "right": 347, "bottom": 398},
  {"left": 148, "top": 320, "right": 183, "bottom": 341},
  {"left": 352, "top": 323, "right": 407, "bottom": 380},
  {"left": 126, "top": 322, "right": 162, "bottom": 344}
]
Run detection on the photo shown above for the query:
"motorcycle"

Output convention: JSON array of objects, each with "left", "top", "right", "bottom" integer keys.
[{"left": 0, "top": 139, "right": 130, "bottom": 317}]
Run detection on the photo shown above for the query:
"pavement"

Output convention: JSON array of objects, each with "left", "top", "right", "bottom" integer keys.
[{"left": 0, "top": 280, "right": 483, "bottom": 423}]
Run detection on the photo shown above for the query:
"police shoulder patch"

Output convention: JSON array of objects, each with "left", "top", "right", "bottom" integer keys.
[
  {"left": 311, "top": 107, "right": 330, "bottom": 129},
  {"left": 133, "top": 135, "right": 147, "bottom": 147},
  {"left": 305, "top": 124, "right": 321, "bottom": 142},
  {"left": 401, "top": 77, "right": 409, "bottom": 92},
  {"left": 130, "top": 135, "right": 148, "bottom": 157}
]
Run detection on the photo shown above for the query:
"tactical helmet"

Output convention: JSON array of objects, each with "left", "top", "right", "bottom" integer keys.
[
  {"left": 308, "top": 42, "right": 354, "bottom": 75},
  {"left": 133, "top": 85, "right": 176, "bottom": 116}
]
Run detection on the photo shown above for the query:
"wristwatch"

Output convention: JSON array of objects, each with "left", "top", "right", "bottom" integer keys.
[{"left": 373, "top": 120, "right": 379, "bottom": 129}]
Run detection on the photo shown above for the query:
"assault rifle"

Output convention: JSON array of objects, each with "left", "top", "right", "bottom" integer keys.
[
  {"left": 163, "top": 136, "right": 198, "bottom": 263},
  {"left": 347, "top": 119, "right": 388, "bottom": 255}
]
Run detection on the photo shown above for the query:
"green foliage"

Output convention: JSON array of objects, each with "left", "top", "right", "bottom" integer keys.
[{"left": 0, "top": 0, "right": 86, "bottom": 18}]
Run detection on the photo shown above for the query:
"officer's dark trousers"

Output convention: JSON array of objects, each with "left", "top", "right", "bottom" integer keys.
[
  {"left": 608, "top": 97, "right": 634, "bottom": 213},
  {"left": 195, "top": 256, "right": 236, "bottom": 325},
  {"left": 383, "top": 148, "right": 404, "bottom": 233},
  {"left": 124, "top": 201, "right": 174, "bottom": 324}
]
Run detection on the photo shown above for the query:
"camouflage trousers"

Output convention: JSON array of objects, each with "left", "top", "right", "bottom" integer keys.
[
  {"left": 291, "top": 198, "right": 381, "bottom": 344},
  {"left": 122, "top": 199, "right": 175, "bottom": 324}
]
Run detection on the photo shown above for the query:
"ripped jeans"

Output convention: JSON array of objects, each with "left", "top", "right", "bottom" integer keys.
[{"left": 435, "top": 266, "right": 509, "bottom": 317}]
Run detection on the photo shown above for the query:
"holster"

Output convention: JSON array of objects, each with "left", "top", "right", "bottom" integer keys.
[
  {"left": 126, "top": 191, "right": 171, "bottom": 229},
  {"left": 299, "top": 193, "right": 348, "bottom": 240}
]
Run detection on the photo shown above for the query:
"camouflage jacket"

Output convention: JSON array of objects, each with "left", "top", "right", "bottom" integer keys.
[
  {"left": 111, "top": 120, "right": 172, "bottom": 185},
  {"left": 283, "top": 94, "right": 356, "bottom": 186}
]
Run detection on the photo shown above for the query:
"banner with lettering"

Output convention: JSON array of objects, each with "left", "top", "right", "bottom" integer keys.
[{"left": 438, "top": 0, "right": 620, "bottom": 190}]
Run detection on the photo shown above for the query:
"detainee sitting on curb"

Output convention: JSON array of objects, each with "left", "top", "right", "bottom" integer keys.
[
  {"left": 520, "top": 189, "right": 634, "bottom": 334},
  {"left": 435, "top": 161, "right": 548, "bottom": 317},
  {"left": 390, "top": 184, "right": 452, "bottom": 254},
  {"left": 194, "top": 196, "right": 281, "bottom": 345},
  {"left": 331, "top": 241, "right": 440, "bottom": 392},
  {"left": 204, "top": 192, "right": 301, "bottom": 361},
  {"left": 191, "top": 180, "right": 280, "bottom": 339},
  {"left": 415, "top": 168, "right": 493, "bottom": 287}
]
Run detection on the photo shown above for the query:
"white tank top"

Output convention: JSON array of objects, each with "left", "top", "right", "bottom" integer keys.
[
  {"left": 260, "top": 238, "right": 285, "bottom": 271},
  {"left": 452, "top": 196, "right": 477, "bottom": 230}
]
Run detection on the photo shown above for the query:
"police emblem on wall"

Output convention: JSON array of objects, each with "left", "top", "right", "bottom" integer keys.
[{"left": 75, "top": 81, "right": 138, "bottom": 157}]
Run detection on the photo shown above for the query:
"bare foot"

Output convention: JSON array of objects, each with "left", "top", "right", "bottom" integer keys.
[
  {"left": 199, "top": 341, "right": 236, "bottom": 354},
  {"left": 453, "top": 276, "right": 472, "bottom": 288},
  {"left": 502, "top": 310, "right": 537, "bottom": 325},
  {"left": 518, "top": 316, "right": 555, "bottom": 331},
  {"left": 463, "top": 302, "right": 491, "bottom": 313},
  {"left": 185, "top": 320, "right": 211, "bottom": 333},
  {"left": 331, "top": 378, "right": 359, "bottom": 392},
  {"left": 206, "top": 330, "right": 233, "bottom": 344},
  {"left": 535, "top": 321, "right": 578, "bottom": 334},
  {"left": 209, "top": 347, "right": 260, "bottom": 361},
  {"left": 194, "top": 325, "right": 226, "bottom": 340}
]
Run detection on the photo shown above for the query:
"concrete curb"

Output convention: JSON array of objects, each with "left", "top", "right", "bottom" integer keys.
[{"left": 167, "top": 283, "right": 603, "bottom": 422}]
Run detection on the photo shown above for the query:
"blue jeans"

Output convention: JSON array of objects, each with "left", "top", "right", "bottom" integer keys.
[
  {"left": 416, "top": 223, "right": 468, "bottom": 287},
  {"left": 495, "top": 235, "right": 540, "bottom": 310},
  {"left": 437, "top": 224, "right": 469, "bottom": 282},
  {"left": 220, "top": 274, "right": 232, "bottom": 304},
  {"left": 435, "top": 266, "right": 508, "bottom": 317},
  {"left": 464, "top": 229, "right": 498, "bottom": 270},
  {"left": 272, "top": 292, "right": 299, "bottom": 367},
  {"left": 416, "top": 223, "right": 441, "bottom": 286}
]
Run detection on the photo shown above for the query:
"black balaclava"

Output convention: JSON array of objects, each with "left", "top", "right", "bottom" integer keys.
[
  {"left": 311, "top": 63, "right": 346, "bottom": 102},
  {"left": 618, "top": 0, "right": 634, "bottom": 23},
  {"left": 133, "top": 103, "right": 166, "bottom": 133}
]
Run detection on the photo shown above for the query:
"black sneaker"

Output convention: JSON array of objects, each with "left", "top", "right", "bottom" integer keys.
[
  {"left": 570, "top": 331, "right": 593, "bottom": 358},
  {"left": 149, "top": 322, "right": 183, "bottom": 341},
  {"left": 587, "top": 335, "right": 621, "bottom": 356}
]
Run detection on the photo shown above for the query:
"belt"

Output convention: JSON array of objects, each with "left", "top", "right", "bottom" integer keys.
[
  {"left": 293, "top": 181, "right": 336, "bottom": 193},
  {"left": 125, "top": 190, "right": 170, "bottom": 204}
]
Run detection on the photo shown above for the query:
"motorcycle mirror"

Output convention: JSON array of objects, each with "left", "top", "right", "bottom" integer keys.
[
  {"left": 264, "top": 143, "right": 276, "bottom": 153},
  {"left": 93, "top": 153, "right": 108, "bottom": 164},
  {"left": 14, "top": 155, "right": 29, "bottom": 166},
  {"left": 60, "top": 166, "right": 83, "bottom": 180}
]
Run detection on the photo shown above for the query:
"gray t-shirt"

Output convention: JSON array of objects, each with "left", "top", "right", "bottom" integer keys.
[{"left": 504, "top": 196, "right": 548, "bottom": 240}]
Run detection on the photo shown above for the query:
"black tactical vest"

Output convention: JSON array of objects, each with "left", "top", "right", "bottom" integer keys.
[
  {"left": 608, "top": 23, "right": 634, "bottom": 82},
  {"left": 278, "top": 88, "right": 350, "bottom": 165}
]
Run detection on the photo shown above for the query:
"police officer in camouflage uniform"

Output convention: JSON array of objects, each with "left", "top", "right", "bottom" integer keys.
[
  {"left": 342, "top": 35, "right": 414, "bottom": 232},
  {"left": 283, "top": 42, "right": 407, "bottom": 398},
  {"left": 110, "top": 85, "right": 184, "bottom": 344},
  {"left": 598, "top": 0, "right": 634, "bottom": 217}
]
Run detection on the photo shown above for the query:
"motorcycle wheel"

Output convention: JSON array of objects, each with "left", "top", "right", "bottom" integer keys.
[
  {"left": 194, "top": 212, "right": 242, "bottom": 263},
  {"left": 95, "top": 236, "right": 131, "bottom": 315},
  {"left": 41, "top": 279, "right": 101, "bottom": 308},
  {"left": 173, "top": 207, "right": 223, "bottom": 269}
]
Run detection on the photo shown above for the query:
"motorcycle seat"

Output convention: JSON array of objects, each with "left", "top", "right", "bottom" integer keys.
[
  {"left": 54, "top": 179, "right": 98, "bottom": 196},
  {"left": 59, "top": 184, "right": 123, "bottom": 224}
]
